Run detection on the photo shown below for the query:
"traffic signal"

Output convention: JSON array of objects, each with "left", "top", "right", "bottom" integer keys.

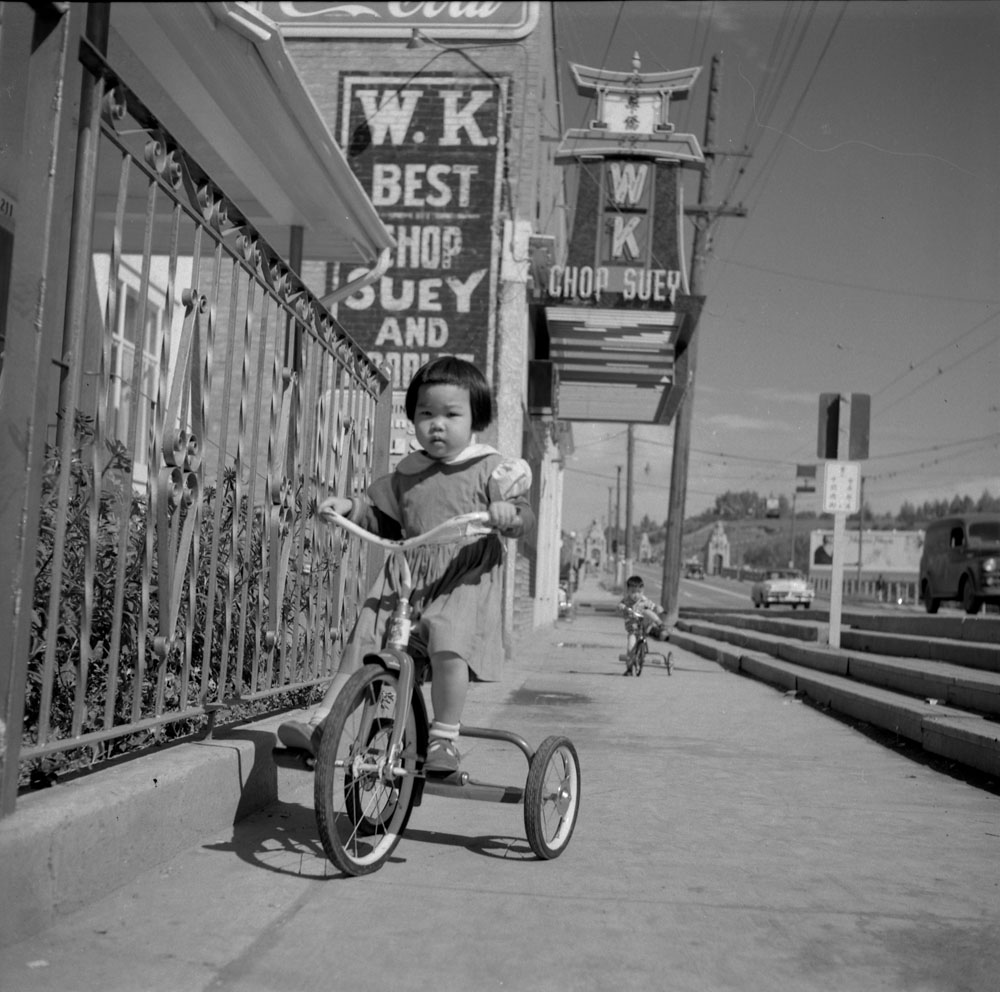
[
  {"left": 817, "top": 392, "right": 870, "bottom": 460},
  {"left": 848, "top": 393, "right": 870, "bottom": 460},
  {"left": 818, "top": 393, "right": 840, "bottom": 459}
]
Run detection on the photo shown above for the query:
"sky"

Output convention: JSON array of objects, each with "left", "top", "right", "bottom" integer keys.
[{"left": 550, "top": 1, "right": 999, "bottom": 534}]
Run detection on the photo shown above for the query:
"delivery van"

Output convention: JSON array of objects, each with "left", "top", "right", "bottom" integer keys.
[{"left": 919, "top": 514, "right": 1000, "bottom": 614}]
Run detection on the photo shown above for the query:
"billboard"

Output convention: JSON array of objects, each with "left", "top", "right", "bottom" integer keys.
[
  {"left": 810, "top": 529, "right": 925, "bottom": 577},
  {"left": 333, "top": 72, "right": 508, "bottom": 391}
]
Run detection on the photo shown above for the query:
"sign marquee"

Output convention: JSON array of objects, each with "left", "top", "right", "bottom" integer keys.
[
  {"left": 555, "top": 58, "right": 703, "bottom": 165},
  {"left": 540, "top": 53, "right": 704, "bottom": 424},
  {"left": 546, "top": 158, "right": 686, "bottom": 305}
]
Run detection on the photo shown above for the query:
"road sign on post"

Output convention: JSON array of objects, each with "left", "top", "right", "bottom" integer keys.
[
  {"left": 822, "top": 461, "right": 861, "bottom": 649},
  {"left": 822, "top": 461, "right": 861, "bottom": 514},
  {"left": 816, "top": 388, "right": 870, "bottom": 647}
]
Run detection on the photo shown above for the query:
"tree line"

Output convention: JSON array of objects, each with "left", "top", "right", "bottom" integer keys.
[
  {"left": 626, "top": 488, "right": 1000, "bottom": 547},
  {"left": 695, "top": 488, "right": 1000, "bottom": 528}
]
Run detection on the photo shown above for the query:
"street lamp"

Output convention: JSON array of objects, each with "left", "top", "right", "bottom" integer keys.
[{"left": 405, "top": 28, "right": 499, "bottom": 82}]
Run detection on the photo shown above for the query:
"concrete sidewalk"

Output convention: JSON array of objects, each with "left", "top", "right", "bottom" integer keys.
[
  {"left": 0, "top": 574, "right": 618, "bottom": 948},
  {"left": 3, "top": 574, "right": 999, "bottom": 991}
]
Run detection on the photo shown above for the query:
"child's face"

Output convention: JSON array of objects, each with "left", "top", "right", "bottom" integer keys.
[
  {"left": 413, "top": 383, "right": 473, "bottom": 461},
  {"left": 626, "top": 585, "right": 643, "bottom": 600}
]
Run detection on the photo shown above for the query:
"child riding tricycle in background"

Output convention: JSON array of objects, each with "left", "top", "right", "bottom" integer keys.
[{"left": 617, "top": 575, "right": 671, "bottom": 676}]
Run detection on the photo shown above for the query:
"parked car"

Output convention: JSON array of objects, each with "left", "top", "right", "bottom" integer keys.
[
  {"left": 919, "top": 513, "right": 1000, "bottom": 615},
  {"left": 751, "top": 569, "right": 814, "bottom": 609},
  {"left": 683, "top": 562, "right": 705, "bottom": 580}
]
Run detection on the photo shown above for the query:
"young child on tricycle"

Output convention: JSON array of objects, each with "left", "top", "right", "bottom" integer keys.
[
  {"left": 278, "top": 356, "right": 532, "bottom": 773},
  {"left": 617, "top": 575, "right": 665, "bottom": 675}
]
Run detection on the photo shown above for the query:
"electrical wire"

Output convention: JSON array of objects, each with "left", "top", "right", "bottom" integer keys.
[{"left": 554, "top": 2, "right": 994, "bottom": 515}]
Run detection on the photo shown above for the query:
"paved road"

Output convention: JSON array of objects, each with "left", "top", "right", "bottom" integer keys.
[{"left": 3, "top": 580, "right": 999, "bottom": 992}]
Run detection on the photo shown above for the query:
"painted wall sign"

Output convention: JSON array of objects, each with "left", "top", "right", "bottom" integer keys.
[
  {"left": 259, "top": 1, "right": 540, "bottom": 38},
  {"left": 334, "top": 71, "right": 507, "bottom": 390}
]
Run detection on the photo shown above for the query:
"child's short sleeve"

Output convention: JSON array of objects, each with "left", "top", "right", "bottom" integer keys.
[{"left": 488, "top": 458, "right": 532, "bottom": 502}]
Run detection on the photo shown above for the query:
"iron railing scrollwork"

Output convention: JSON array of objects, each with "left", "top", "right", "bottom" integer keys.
[{"left": 9, "top": 40, "right": 390, "bottom": 796}]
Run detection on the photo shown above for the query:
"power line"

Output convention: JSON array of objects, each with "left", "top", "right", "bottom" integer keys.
[
  {"left": 714, "top": 257, "right": 1000, "bottom": 306},
  {"left": 873, "top": 312, "right": 1000, "bottom": 408}
]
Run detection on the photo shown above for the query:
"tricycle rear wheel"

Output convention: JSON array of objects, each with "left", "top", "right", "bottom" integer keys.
[{"left": 524, "top": 736, "right": 581, "bottom": 860}]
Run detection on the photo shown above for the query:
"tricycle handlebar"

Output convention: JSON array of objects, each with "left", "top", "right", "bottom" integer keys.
[{"left": 322, "top": 509, "right": 493, "bottom": 551}]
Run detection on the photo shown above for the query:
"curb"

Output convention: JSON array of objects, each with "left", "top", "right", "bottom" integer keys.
[
  {"left": 670, "top": 627, "right": 1000, "bottom": 780},
  {"left": 0, "top": 713, "right": 310, "bottom": 948}
]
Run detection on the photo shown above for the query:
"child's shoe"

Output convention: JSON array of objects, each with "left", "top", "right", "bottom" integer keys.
[
  {"left": 424, "top": 738, "right": 461, "bottom": 773},
  {"left": 277, "top": 718, "right": 323, "bottom": 756}
]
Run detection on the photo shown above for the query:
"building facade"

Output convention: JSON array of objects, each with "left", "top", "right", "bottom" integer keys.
[
  {"left": 0, "top": 1, "right": 571, "bottom": 814},
  {"left": 258, "top": 0, "right": 573, "bottom": 629}
]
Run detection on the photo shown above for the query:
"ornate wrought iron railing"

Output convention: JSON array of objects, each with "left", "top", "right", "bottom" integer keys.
[{"left": 11, "top": 40, "right": 390, "bottom": 792}]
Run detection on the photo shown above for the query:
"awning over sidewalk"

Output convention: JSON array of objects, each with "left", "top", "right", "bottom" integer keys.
[{"left": 107, "top": 2, "right": 394, "bottom": 267}]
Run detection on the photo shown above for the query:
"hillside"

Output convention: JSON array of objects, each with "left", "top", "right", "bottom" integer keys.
[{"left": 680, "top": 518, "right": 801, "bottom": 570}]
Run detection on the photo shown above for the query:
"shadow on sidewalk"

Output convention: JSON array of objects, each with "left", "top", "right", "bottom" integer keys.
[
  {"left": 201, "top": 799, "right": 538, "bottom": 880},
  {"left": 201, "top": 799, "right": 331, "bottom": 879}
]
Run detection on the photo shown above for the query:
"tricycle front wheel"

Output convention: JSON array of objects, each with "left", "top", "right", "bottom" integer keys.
[
  {"left": 314, "top": 665, "right": 420, "bottom": 876},
  {"left": 524, "top": 736, "right": 581, "bottom": 860}
]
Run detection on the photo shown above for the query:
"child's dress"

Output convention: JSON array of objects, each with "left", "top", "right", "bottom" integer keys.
[{"left": 338, "top": 445, "right": 533, "bottom": 681}]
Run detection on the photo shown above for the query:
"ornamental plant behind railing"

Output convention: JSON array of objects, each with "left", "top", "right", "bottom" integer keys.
[{"left": 23, "top": 413, "right": 320, "bottom": 789}]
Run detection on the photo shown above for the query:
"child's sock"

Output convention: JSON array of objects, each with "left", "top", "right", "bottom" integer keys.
[{"left": 429, "top": 721, "right": 460, "bottom": 742}]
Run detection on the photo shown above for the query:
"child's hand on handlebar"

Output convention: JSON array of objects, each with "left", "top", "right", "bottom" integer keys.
[
  {"left": 317, "top": 496, "right": 353, "bottom": 524},
  {"left": 488, "top": 500, "right": 521, "bottom": 534}
]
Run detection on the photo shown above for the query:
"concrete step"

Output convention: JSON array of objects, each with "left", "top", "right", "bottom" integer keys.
[
  {"left": 839, "top": 627, "right": 1000, "bottom": 673},
  {"left": 677, "top": 617, "right": 1000, "bottom": 715},
  {"left": 681, "top": 607, "right": 1000, "bottom": 671},
  {"left": 670, "top": 627, "right": 1000, "bottom": 779},
  {"left": 842, "top": 610, "right": 1000, "bottom": 644}
]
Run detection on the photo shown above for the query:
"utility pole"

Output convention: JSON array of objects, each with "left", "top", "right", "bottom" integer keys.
[
  {"left": 607, "top": 486, "right": 613, "bottom": 576},
  {"left": 625, "top": 424, "right": 635, "bottom": 579},
  {"left": 856, "top": 473, "right": 865, "bottom": 588},
  {"left": 615, "top": 465, "right": 622, "bottom": 586},
  {"left": 661, "top": 54, "right": 747, "bottom": 622},
  {"left": 788, "top": 490, "right": 798, "bottom": 568}
]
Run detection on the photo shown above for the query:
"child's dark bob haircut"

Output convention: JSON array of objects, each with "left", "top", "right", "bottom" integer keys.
[
  {"left": 625, "top": 575, "right": 644, "bottom": 587},
  {"left": 405, "top": 356, "right": 493, "bottom": 432}
]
